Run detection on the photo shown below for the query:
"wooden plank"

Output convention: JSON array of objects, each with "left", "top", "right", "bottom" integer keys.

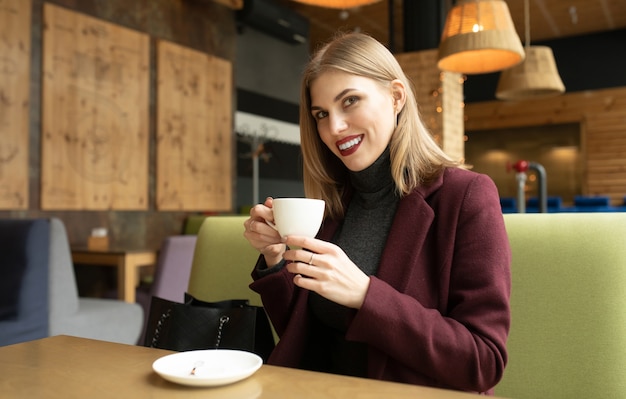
[
  {"left": 156, "top": 40, "right": 232, "bottom": 211},
  {"left": 586, "top": 169, "right": 626, "bottom": 178},
  {"left": 586, "top": 117, "right": 626, "bottom": 129},
  {"left": 586, "top": 144, "right": 626, "bottom": 155},
  {"left": 213, "top": 0, "right": 243, "bottom": 9},
  {"left": 465, "top": 87, "right": 626, "bottom": 131},
  {"left": 0, "top": 0, "right": 31, "bottom": 209},
  {"left": 41, "top": 4, "right": 150, "bottom": 210},
  {"left": 587, "top": 130, "right": 626, "bottom": 139},
  {"left": 587, "top": 158, "right": 626, "bottom": 167},
  {"left": 587, "top": 186, "right": 626, "bottom": 196},
  {"left": 594, "top": 179, "right": 626, "bottom": 187},
  {"left": 586, "top": 163, "right": 626, "bottom": 173}
]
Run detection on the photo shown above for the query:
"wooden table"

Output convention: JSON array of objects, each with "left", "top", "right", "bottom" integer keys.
[
  {"left": 71, "top": 248, "right": 157, "bottom": 303},
  {"left": 0, "top": 336, "right": 502, "bottom": 399}
]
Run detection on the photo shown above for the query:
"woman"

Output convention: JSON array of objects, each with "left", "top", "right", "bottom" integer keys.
[{"left": 243, "top": 32, "right": 511, "bottom": 395}]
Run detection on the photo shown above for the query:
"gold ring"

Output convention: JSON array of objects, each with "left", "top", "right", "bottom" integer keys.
[{"left": 308, "top": 253, "right": 314, "bottom": 265}]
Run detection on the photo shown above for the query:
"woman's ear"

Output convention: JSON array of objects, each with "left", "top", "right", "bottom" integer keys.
[{"left": 391, "top": 79, "right": 407, "bottom": 112}]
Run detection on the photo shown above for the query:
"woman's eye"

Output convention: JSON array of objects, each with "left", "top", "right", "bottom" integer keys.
[
  {"left": 314, "top": 110, "right": 328, "bottom": 120},
  {"left": 343, "top": 96, "right": 358, "bottom": 107}
]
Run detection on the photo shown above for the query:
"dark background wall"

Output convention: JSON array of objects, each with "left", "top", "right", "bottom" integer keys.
[
  {"left": 235, "top": 89, "right": 303, "bottom": 207},
  {"left": 464, "top": 29, "right": 626, "bottom": 102},
  {"left": 234, "top": 22, "right": 308, "bottom": 208}
]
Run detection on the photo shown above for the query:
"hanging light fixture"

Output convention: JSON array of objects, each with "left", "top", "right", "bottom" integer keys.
[
  {"left": 438, "top": 0, "right": 525, "bottom": 75},
  {"left": 495, "top": 0, "right": 565, "bottom": 100},
  {"left": 289, "top": 0, "right": 382, "bottom": 9}
]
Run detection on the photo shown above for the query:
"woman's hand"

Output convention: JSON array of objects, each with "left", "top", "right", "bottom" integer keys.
[
  {"left": 282, "top": 236, "right": 370, "bottom": 309},
  {"left": 243, "top": 197, "right": 286, "bottom": 267}
]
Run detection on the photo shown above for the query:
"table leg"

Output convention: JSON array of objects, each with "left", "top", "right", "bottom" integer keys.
[
  {"left": 115, "top": 257, "right": 135, "bottom": 303},
  {"left": 122, "top": 252, "right": 157, "bottom": 303},
  {"left": 123, "top": 256, "right": 137, "bottom": 303}
]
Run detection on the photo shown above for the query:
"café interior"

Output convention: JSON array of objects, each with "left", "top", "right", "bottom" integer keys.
[{"left": 1, "top": 0, "right": 626, "bottom": 398}]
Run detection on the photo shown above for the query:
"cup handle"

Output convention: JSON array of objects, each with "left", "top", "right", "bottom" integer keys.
[
  {"left": 266, "top": 220, "right": 279, "bottom": 231},
  {"left": 265, "top": 208, "right": 279, "bottom": 232}
]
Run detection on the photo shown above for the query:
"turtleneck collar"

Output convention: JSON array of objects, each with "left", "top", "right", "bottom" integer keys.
[{"left": 348, "top": 147, "right": 397, "bottom": 208}]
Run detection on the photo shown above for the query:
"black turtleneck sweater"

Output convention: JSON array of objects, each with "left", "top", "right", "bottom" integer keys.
[{"left": 306, "top": 147, "right": 400, "bottom": 377}]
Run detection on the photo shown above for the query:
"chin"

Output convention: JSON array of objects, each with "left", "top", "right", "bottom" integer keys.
[{"left": 344, "top": 162, "right": 369, "bottom": 172}]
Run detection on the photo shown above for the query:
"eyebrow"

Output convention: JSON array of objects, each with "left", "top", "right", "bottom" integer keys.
[{"left": 310, "top": 88, "right": 355, "bottom": 111}]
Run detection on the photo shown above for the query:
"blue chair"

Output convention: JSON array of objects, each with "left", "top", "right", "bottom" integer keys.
[
  {"left": 500, "top": 197, "right": 518, "bottom": 213},
  {"left": 0, "top": 219, "right": 49, "bottom": 345},
  {"left": 526, "top": 196, "right": 563, "bottom": 213},
  {"left": 0, "top": 218, "right": 144, "bottom": 347},
  {"left": 573, "top": 195, "right": 616, "bottom": 212}
]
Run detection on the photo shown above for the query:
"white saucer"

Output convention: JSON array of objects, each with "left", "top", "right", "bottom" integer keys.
[{"left": 152, "top": 349, "right": 262, "bottom": 387}]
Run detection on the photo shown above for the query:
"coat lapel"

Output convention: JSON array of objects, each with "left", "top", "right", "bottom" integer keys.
[{"left": 375, "top": 189, "right": 435, "bottom": 291}]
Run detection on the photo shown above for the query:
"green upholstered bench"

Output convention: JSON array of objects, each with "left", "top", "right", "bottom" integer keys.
[
  {"left": 184, "top": 213, "right": 626, "bottom": 397},
  {"left": 186, "top": 216, "right": 277, "bottom": 343},
  {"left": 187, "top": 215, "right": 261, "bottom": 306},
  {"left": 182, "top": 215, "right": 208, "bottom": 235},
  {"left": 496, "top": 213, "right": 626, "bottom": 399}
]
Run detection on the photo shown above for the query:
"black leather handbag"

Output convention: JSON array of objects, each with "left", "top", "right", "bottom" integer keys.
[{"left": 144, "top": 293, "right": 275, "bottom": 362}]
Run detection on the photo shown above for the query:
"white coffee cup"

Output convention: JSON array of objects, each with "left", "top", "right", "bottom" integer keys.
[{"left": 267, "top": 198, "right": 325, "bottom": 237}]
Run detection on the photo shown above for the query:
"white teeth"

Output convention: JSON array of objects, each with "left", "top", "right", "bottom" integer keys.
[{"left": 338, "top": 136, "right": 362, "bottom": 151}]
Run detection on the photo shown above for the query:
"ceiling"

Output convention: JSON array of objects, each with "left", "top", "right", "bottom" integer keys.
[{"left": 274, "top": 0, "right": 626, "bottom": 53}]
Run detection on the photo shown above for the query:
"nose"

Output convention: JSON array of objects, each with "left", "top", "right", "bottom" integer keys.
[{"left": 328, "top": 113, "right": 348, "bottom": 135}]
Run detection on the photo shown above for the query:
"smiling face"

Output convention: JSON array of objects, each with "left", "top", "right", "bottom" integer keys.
[{"left": 309, "top": 70, "right": 405, "bottom": 172}]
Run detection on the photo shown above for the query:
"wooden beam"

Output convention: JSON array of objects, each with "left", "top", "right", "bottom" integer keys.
[{"left": 213, "top": 0, "right": 243, "bottom": 9}]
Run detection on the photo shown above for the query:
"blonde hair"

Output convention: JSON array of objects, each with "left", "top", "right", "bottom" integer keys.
[{"left": 300, "top": 32, "right": 459, "bottom": 220}]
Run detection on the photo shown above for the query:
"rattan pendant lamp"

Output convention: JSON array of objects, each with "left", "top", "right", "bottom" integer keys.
[
  {"left": 438, "top": 0, "right": 525, "bottom": 75},
  {"left": 495, "top": 0, "right": 565, "bottom": 100},
  {"left": 289, "top": 0, "right": 382, "bottom": 9}
]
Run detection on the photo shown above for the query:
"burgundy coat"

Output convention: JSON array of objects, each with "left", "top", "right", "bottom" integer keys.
[{"left": 250, "top": 167, "right": 511, "bottom": 394}]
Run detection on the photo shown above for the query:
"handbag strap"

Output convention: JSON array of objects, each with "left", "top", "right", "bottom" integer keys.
[
  {"left": 214, "top": 315, "right": 230, "bottom": 348},
  {"left": 150, "top": 308, "right": 172, "bottom": 348}
]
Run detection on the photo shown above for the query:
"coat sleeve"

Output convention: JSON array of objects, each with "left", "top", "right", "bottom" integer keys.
[
  {"left": 345, "top": 173, "right": 511, "bottom": 393},
  {"left": 250, "top": 256, "right": 299, "bottom": 336}
]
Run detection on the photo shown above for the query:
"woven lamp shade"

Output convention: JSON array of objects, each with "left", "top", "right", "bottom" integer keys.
[
  {"left": 496, "top": 45, "right": 565, "bottom": 100},
  {"left": 289, "top": 0, "right": 382, "bottom": 9},
  {"left": 438, "top": 0, "right": 525, "bottom": 75}
]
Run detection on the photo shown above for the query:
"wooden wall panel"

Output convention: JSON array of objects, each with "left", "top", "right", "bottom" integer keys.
[
  {"left": 156, "top": 40, "right": 232, "bottom": 211},
  {"left": 0, "top": 0, "right": 31, "bottom": 209},
  {"left": 41, "top": 4, "right": 149, "bottom": 210},
  {"left": 465, "top": 87, "right": 626, "bottom": 205}
]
